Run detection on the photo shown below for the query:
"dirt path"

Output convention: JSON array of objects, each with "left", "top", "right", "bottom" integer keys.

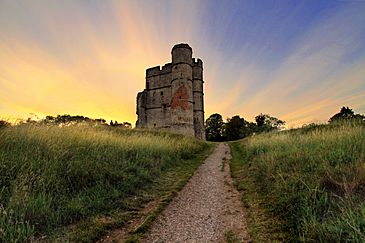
[{"left": 142, "top": 143, "right": 249, "bottom": 242}]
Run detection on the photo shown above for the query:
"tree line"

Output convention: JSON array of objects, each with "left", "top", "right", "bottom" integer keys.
[
  {"left": 205, "top": 113, "right": 285, "bottom": 141},
  {"left": 205, "top": 106, "right": 365, "bottom": 141},
  {"left": 0, "top": 114, "right": 132, "bottom": 128},
  {"left": 1, "top": 106, "right": 364, "bottom": 136}
]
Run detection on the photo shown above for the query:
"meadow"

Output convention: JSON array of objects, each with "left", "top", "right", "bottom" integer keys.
[
  {"left": 0, "top": 124, "right": 211, "bottom": 242},
  {"left": 230, "top": 120, "right": 365, "bottom": 242}
]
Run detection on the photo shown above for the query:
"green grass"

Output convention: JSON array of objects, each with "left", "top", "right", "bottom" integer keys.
[
  {"left": 230, "top": 120, "right": 365, "bottom": 242},
  {"left": 225, "top": 229, "right": 240, "bottom": 243},
  {"left": 0, "top": 124, "right": 211, "bottom": 242}
]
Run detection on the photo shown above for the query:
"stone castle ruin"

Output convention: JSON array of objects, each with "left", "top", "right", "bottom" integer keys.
[{"left": 136, "top": 44, "right": 205, "bottom": 139}]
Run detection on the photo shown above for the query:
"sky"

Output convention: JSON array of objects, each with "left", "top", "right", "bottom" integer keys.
[{"left": 1, "top": 0, "right": 365, "bottom": 127}]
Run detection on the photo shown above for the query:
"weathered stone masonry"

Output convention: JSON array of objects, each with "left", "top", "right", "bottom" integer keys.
[{"left": 136, "top": 43, "right": 205, "bottom": 139}]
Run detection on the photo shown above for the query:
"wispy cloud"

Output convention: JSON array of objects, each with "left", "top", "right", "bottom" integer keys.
[
  {"left": 228, "top": 3, "right": 365, "bottom": 126},
  {"left": 0, "top": 0, "right": 364, "bottom": 127}
]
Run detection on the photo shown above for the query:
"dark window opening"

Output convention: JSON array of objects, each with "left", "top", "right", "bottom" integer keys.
[
  {"left": 154, "top": 123, "right": 156, "bottom": 127},
  {"left": 163, "top": 104, "right": 167, "bottom": 108},
  {"left": 161, "top": 91, "right": 164, "bottom": 96}
]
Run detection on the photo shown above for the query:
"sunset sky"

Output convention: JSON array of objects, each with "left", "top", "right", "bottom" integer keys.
[{"left": 1, "top": 0, "right": 365, "bottom": 127}]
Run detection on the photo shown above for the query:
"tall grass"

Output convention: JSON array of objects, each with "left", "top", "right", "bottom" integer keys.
[
  {"left": 230, "top": 120, "right": 365, "bottom": 242},
  {"left": 0, "top": 124, "right": 209, "bottom": 242}
]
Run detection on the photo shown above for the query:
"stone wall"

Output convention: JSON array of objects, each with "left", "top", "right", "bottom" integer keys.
[{"left": 136, "top": 44, "right": 205, "bottom": 139}]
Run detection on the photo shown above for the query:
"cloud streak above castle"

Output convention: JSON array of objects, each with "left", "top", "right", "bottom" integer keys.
[{"left": 1, "top": 0, "right": 365, "bottom": 127}]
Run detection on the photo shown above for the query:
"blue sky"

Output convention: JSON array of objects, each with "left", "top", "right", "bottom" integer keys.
[{"left": 0, "top": 0, "right": 364, "bottom": 126}]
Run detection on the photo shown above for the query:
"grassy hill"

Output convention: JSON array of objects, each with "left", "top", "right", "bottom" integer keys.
[
  {"left": 0, "top": 124, "right": 212, "bottom": 242},
  {"left": 230, "top": 120, "right": 365, "bottom": 242}
]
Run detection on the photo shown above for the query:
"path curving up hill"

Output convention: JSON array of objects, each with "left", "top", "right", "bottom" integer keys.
[{"left": 143, "top": 143, "right": 249, "bottom": 242}]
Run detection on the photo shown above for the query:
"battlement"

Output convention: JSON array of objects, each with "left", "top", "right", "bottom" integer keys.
[
  {"left": 192, "top": 58, "right": 203, "bottom": 68},
  {"left": 146, "top": 63, "right": 172, "bottom": 77}
]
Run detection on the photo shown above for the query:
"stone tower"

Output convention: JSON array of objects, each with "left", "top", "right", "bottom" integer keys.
[
  {"left": 136, "top": 43, "right": 205, "bottom": 139},
  {"left": 171, "top": 44, "right": 194, "bottom": 136}
]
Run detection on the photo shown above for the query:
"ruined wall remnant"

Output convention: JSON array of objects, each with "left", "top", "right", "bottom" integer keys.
[{"left": 136, "top": 43, "right": 205, "bottom": 139}]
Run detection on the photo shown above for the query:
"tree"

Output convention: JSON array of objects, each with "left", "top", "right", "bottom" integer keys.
[
  {"left": 112, "top": 121, "right": 132, "bottom": 128},
  {"left": 43, "top": 114, "right": 91, "bottom": 124},
  {"left": 0, "top": 120, "right": 10, "bottom": 127},
  {"left": 255, "top": 113, "right": 285, "bottom": 132},
  {"left": 255, "top": 113, "right": 266, "bottom": 127},
  {"left": 223, "top": 115, "right": 258, "bottom": 140},
  {"left": 329, "top": 106, "right": 365, "bottom": 123},
  {"left": 205, "top": 113, "right": 224, "bottom": 141},
  {"left": 94, "top": 118, "right": 106, "bottom": 124},
  {"left": 44, "top": 115, "right": 55, "bottom": 123},
  {"left": 122, "top": 122, "right": 132, "bottom": 128},
  {"left": 243, "top": 121, "right": 258, "bottom": 137},
  {"left": 223, "top": 115, "right": 247, "bottom": 141}
]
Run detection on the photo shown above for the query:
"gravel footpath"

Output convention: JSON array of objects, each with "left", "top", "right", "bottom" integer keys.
[{"left": 142, "top": 143, "right": 249, "bottom": 242}]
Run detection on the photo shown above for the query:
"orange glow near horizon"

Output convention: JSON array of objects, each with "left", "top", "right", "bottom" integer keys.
[{"left": 1, "top": 1, "right": 365, "bottom": 127}]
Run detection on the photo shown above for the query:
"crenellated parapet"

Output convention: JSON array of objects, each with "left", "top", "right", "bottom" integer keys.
[
  {"left": 192, "top": 59, "right": 203, "bottom": 81},
  {"left": 192, "top": 58, "right": 203, "bottom": 68},
  {"left": 146, "top": 63, "right": 173, "bottom": 78}
]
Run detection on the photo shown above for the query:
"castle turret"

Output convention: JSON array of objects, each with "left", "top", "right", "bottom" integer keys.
[
  {"left": 170, "top": 44, "right": 195, "bottom": 136},
  {"left": 193, "top": 58, "right": 205, "bottom": 139}
]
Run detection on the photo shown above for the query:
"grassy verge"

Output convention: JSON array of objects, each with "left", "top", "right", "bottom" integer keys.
[
  {"left": 225, "top": 229, "right": 240, "bottom": 243},
  {"left": 0, "top": 124, "right": 212, "bottom": 242},
  {"left": 230, "top": 120, "right": 365, "bottom": 242}
]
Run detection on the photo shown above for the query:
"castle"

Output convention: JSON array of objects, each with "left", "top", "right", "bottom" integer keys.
[{"left": 136, "top": 44, "right": 205, "bottom": 140}]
